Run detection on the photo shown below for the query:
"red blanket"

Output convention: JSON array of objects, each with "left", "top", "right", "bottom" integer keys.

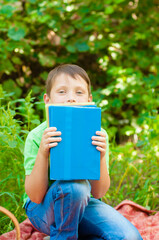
[{"left": 0, "top": 200, "right": 158, "bottom": 240}]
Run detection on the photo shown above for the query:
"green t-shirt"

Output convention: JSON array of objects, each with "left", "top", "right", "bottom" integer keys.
[{"left": 23, "top": 121, "right": 109, "bottom": 205}]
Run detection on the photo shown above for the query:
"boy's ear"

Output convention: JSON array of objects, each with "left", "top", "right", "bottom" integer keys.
[
  {"left": 88, "top": 94, "right": 93, "bottom": 102},
  {"left": 43, "top": 93, "right": 50, "bottom": 104}
]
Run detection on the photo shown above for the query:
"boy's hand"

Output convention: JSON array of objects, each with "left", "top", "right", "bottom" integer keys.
[
  {"left": 39, "top": 127, "right": 62, "bottom": 159},
  {"left": 92, "top": 131, "right": 106, "bottom": 159}
]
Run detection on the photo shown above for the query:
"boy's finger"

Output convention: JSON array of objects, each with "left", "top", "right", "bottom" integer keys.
[
  {"left": 48, "top": 137, "right": 62, "bottom": 143},
  {"left": 92, "top": 136, "right": 105, "bottom": 142},
  {"left": 96, "top": 146, "right": 105, "bottom": 152},
  {"left": 44, "top": 127, "right": 57, "bottom": 133},
  {"left": 46, "top": 131, "right": 62, "bottom": 137},
  {"left": 96, "top": 131, "right": 106, "bottom": 137},
  {"left": 48, "top": 142, "right": 58, "bottom": 148},
  {"left": 51, "top": 131, "right": 62, "bottom": 136},
  {"left": 92, "top": 141, "right": 106, "bottom": 148}
]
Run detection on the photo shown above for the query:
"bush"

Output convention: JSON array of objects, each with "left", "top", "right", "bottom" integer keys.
[
  {"left": 1, "top": 0, "right": 159, "bottom": 142},
  {"left": 103, "top": 109, "right": 159, "bottom": 210},
  {"left": 0, "top": 86, "right": 42, "bottom": 235}
]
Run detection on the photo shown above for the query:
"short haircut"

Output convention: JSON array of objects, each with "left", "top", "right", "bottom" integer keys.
[{"left": 46, "top": 64, "right": 91, "bottom": 97}]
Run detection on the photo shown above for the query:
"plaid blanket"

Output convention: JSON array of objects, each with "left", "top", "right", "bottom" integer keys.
[{"left": 0, "top": 200, "right": 158, "bottom": 240}]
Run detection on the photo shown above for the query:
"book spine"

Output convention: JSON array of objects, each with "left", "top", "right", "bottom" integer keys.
[
  {"left": 45, "top": 105, "right": 49, "bottom": 127},
  {"left": 63, "top": 107, "right": 72, "bottom": 179}
]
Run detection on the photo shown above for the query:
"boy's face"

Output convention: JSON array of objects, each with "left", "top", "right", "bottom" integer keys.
[{"left": 44, "top": 73, "right": 92, "bottom": 104}]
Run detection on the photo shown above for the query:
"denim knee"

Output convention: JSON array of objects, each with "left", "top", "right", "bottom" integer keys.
[
  {"left": 125, "top": 230, "right": 143, "bottom": 240},
  {"left": 122, "top": 224, "right": 143, "bottom": 240},
  {"left": 71, "top": 180, "right": 91, "bottom": 202},
  {"left": 58, "top": 180, "right": 91, "bottom": 203}
]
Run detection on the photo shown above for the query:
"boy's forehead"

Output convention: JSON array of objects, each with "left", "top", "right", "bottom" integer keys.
[{"left": 52, "top": 73, "right": 88, "bottom": 87}]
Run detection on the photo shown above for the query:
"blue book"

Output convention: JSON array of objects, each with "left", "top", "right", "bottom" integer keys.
[{"left": 46, "top": 103, "right": 101, "bottom": 180}]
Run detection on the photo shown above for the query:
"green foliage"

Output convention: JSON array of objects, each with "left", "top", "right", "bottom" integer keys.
[
  {"left": 1, "top": 0, "right": 159, "bottom": 141},
  {"left": 95, "top": 73, "right": 159, "bottom": 142},
  {"left": 103, "top": 109, "right": 159, "bottom": 210},
  {"left": 0, "top": 86, "right": 43, "bottom": 235}
]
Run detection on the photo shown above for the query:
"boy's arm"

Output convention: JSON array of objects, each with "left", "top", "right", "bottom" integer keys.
[
  {"left": 90, "top": 131, "right": 110, "bottom": 199},
  {"left": 25, "top": 127, "right": 61, "bottom": 204}
]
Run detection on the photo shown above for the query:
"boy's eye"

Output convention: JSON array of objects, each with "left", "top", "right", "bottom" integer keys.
[
  {"left": 76, "top": 91, "right": 83, "bottom": 94},
  {"left": 58, "top": 90, "right": 65, "bottom": 94}
]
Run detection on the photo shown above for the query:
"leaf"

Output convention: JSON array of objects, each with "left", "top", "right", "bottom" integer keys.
[
  {"left": 25, "top": 90, "right": 33, "bottom": 103},
  {"left": 3, "top": 80, "right": 22, "bottom": 98},
  {"left": 121, "top": 126, "right": 135, "bottom": 136},
  {"left": 105, "top": 6, "right": 114, "bottom": 15},
  {"left": 28, "top": 0, "right": 37, "bottom": 3},
  {"left": 0, "top": 59, "right": 14, "bottom": 73},
  {"left": 38, "top": 14, "right": 51, "bottom": 23},
  {"left": 75, "top": 42, "right": 89, "bottom": 52},
  {"left": 0, "top": 5, "right": 15, "bottom": 18},
  {"left": 126, "top": 94, "right": 141, "bottom": 105},
  {"left": 83, "top": 24, "right": 94, "bottom": 31},
  {"left": 38, "top": 53, "right": 56, "bottom": 67},
  {"left": 115, "top": 0, "right": 126, "bottom": 3},
  {"left": 104, "top": 0, "right": 113, "bottom": 3},
  {"left": 8, "top": 140, "right": 17, "bottom": 148},
  {"left": 7, "top": 27, "right": 26, "bottom": 41},
  {"left": 66, "top": 45, "right": 76, "bottom": 53},
  {"left": 79, "top": 6, "right": 90, "bottom": 14},
  {"left": 31, "top": 119, "right": 40, "bottom": 125},
  {"left": 11, "top": 56, "right": 22, "bottom": 65},
  {"left": 111, "top": 98, "right": 123, "bottom": 108},
  {"left": 136, "top": 140, "right": 145, "bottom": 147}
]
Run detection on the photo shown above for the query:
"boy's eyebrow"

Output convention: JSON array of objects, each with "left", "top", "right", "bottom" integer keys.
[
  {"left": 75, "top": 86, "right": 87, "bottom": 91},
  {"left": 55, "top": 85, "right": 67, "bottom": 89},
  {"left": 55, "top": 84, "right": 87, "bottom": 89}
]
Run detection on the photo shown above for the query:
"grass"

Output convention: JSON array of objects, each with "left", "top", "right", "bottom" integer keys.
[
  {"left": 0, "top": 87, "right": 158, "bottom": 235},
  {"left": 103, "top": 140, "right": 159, "bottom": 210},
  {"left": 103, "top": 110, "right": 159, "bottom": 210}
]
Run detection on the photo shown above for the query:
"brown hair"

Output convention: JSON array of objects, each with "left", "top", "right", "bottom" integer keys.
[{"left": 46, "top": 64, "right": 91, "bottom": 97}]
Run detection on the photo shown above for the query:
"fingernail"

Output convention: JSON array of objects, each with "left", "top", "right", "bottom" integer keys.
[{"left": 52, "top": 127, "right": 57, "bottom": 130}]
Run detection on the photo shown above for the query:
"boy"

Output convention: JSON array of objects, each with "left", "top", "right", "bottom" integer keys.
[{"left": 24, "top": 64, "right": 142, "bottom": 240}]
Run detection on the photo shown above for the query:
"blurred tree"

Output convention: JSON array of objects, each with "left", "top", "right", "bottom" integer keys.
[{"left": 0, "top": 0, "right": 159, "bottom": 141}]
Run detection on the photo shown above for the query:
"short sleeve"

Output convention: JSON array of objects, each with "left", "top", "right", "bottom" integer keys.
[
  {"left": 101, "top": 128, "right": 109, "bottom": 173},
  {"left": 24, "top": 132, "right": 39, "bottom": 175},
  {"left": 24, "top": 121, "right": 47, "bottom": 176}
]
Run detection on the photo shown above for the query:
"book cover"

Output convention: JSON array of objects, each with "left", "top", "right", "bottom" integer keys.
[{"left": 46, "top": 103, "right": 101, "bottom": 180}]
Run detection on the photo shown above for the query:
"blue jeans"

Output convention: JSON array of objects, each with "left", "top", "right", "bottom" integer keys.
[{"left": 25, "top": 180, "right": 143, "bottom": 240}]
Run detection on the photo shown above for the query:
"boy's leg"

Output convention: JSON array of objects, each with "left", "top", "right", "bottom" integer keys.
[
  {"left": 25, "top": 180, "right": 91, "bottom": 240},
  {"left": 78, "top": 198, "right": 143, "bottom": 240},
  {"left": 79, "top": 237, "right": 101, "bottom": 240}
]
